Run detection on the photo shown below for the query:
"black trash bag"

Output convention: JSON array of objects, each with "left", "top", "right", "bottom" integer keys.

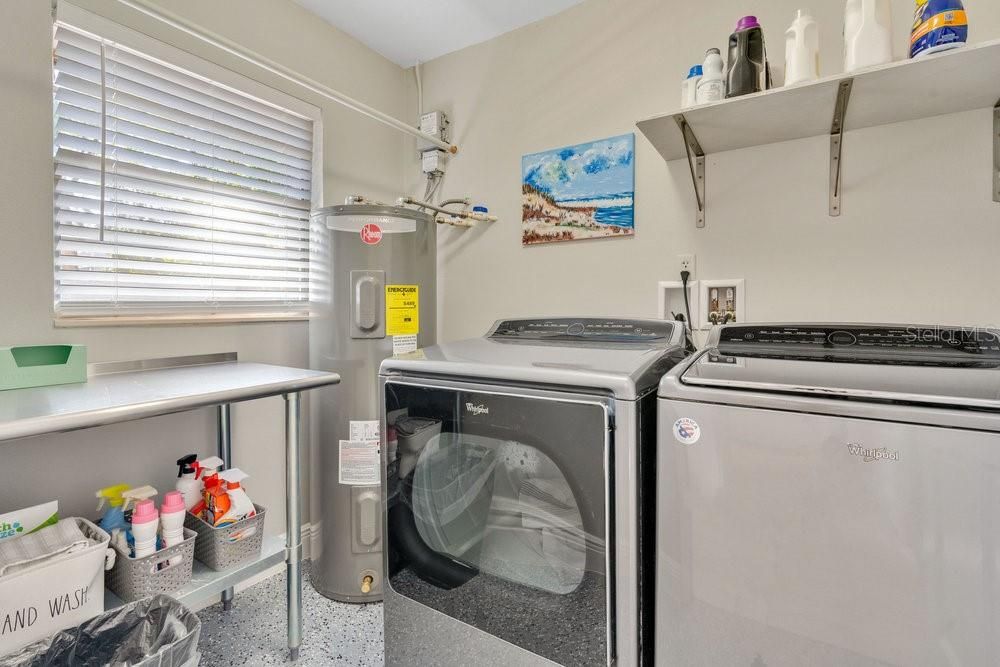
[{"left": 0, "top": 595, "right": 200, "bottom": 667}]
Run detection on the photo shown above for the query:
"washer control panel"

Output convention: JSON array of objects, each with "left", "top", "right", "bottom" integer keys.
[
  {"left": 489, "top": 318, "right": 675, "bottom": 343},
  {"left": 715, "top": 324, "right": 1000, "bottom": 365}
]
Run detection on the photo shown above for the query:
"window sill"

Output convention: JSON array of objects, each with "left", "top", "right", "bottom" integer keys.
[{"left": 53, "top": 312, "right": 310, "bottom": 328}]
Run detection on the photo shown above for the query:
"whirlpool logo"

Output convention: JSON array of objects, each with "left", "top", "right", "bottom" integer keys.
[
  {"left": 847, "top": 443, "right": 899, "bottom": 463},
  {"left": 465, "top": 403, "right": 489, "bottom": 416}
]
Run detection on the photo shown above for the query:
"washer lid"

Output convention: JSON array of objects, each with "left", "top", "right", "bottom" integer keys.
[
  {"left": 674, "top": 323, "right": 1000, "bottom": 409},
  {"left": 381, "top": 318, "right": 686, "bottom": 400}
]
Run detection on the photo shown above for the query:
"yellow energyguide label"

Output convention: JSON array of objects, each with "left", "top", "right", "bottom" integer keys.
[{"left": 385, "top": 285, "right": 419, "bottom": 335}]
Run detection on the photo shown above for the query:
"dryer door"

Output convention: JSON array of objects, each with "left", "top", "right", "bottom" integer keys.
[{"left": 385, "top": 379, "right": 613, "bottom": 665}]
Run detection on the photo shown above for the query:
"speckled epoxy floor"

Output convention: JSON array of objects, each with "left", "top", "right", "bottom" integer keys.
[{"left": 197, "top": 561, "right": 383, "bottom": 666}]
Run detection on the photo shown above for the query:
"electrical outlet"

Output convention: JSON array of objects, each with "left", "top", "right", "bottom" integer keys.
[{"left": 677, "top": 254, "right": 696, "bottom": 277}]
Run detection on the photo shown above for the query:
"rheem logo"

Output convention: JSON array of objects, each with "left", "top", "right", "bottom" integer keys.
[{"left": 360, "top": 223, "right": 383, "bottom": 245}]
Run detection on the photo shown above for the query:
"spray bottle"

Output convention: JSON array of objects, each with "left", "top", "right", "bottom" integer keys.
[
  {"left": 213, "top": 469, "right": 256, "bottom": 527},
  {"left": 175, "top": 454, "right": 202, "bottom": 511},
  {"left": 190, "top": 456, "right": 224, "bottom": 519},
  {"left": 96, "top": 484, "right": 130, "bottom": 546}
]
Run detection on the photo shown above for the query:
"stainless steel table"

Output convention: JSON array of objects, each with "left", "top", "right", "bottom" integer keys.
[{"left": 0, "top": 353, "right": 340, "bottom": 661}]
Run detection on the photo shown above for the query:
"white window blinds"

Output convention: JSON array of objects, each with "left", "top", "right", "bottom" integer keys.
[{"left": 53, "top": 23, "right": 316, "bottom": 319}]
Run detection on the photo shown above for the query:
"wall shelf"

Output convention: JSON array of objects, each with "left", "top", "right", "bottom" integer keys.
[{"left": 636, "top": 37, "right": 1000, "bottom": 225}]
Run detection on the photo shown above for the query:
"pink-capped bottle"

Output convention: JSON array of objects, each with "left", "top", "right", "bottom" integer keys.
[
  {"left": 160, "top": 491, "right": 186, "bottom": 566},
  {"left": 131, "top": 499, "right": 159, "bottom": 559}
]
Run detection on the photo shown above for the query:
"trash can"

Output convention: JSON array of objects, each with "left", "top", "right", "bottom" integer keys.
[{"left": 0, "top": 595, "right": 201, "bottom": 667}]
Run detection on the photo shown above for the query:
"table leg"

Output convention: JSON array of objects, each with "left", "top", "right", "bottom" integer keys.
[
  {"left": 217, "top": 403, "right": 234, "bottom": 612},
  {"left": 284, "top": 391, "right": 303, "bottom": 661}
]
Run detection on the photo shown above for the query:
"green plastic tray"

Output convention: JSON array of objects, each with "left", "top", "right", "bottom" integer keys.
[{"left": 0, "top": 344, "right": 87, "bottom": 391}]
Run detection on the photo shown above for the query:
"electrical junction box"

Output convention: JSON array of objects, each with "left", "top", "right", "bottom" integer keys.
[
  {"left": 418, "top": 111, "right": 449, "bottom": 151},
  {"left": 421, "top": 149, "right": 448, "bottom": 175}
]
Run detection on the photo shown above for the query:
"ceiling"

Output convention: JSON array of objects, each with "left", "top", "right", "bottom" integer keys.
[{"left": 293, "top": 0, "right": 585, "bottom": 67}]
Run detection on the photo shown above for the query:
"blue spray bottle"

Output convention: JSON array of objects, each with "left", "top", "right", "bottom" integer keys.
[{"left": 96, "top": 484, "right": 130, "bottom": 549}]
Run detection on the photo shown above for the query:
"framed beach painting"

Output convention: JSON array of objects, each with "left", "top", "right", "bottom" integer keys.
[{"left": 521, "top": 133, "right": 635, "bottom": 246}]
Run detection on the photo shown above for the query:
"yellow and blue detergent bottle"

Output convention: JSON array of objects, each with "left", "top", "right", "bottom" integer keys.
[{"left": 911, "top": 0, "right": 968, "bottom": 58}]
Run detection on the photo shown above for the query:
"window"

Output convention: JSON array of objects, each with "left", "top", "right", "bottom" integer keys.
[{"left": 52, "top": 16, "right": 319, "bottom": 321}]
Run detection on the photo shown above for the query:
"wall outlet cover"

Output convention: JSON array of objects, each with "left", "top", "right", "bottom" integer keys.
[{"left": 677, "top": 254, "right": 696, "bottom": 277}]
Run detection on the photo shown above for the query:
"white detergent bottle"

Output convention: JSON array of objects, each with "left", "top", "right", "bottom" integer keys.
[
  {"left": 121, "top": 485, "right": 158, "bottom": 554},
  {"left": 696, "top": 49, "right": 726, "bottom": 104},
  {"left": 131, "top": 499, "right": 159, "bottom": 559},
  {"left": 785, "top": 10, "right": 820, "bottom": 86},
  {"left": 159, "top": 491, "right": 186, "bottom": 566},
  {"left": 845, "top": 0, "right": 893, "bottom": 72},
  {"left": 681, "top": 65, "right": 702, "bottom": 108},
  {"left": 214, "top": 468, "right": 256, "bottom": 527}
]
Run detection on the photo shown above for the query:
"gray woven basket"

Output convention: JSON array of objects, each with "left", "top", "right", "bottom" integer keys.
[
  {"left": 184, "top": 504, "right": 265, "bottom": 571},
  {"left": 106, "top": 528, "right": 196, "bottom": 603}
]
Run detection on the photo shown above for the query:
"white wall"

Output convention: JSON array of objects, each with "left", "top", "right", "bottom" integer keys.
[
  {"left": 414, "top": 0, "right": 1000, "bottom": 341},
  {"left": 0, "top": 0, "right": 410, "bottom": 536}
]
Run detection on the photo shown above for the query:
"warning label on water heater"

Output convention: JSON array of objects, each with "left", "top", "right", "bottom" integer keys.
[
  {"left": 385, "top": 285, "right": 419, "bottom": 336},
  {"left": 339, "top": 440, "right": 380, "bottom": 486},
  {"left": 349, "top": 420, "right": 380, "bottom": 441}
]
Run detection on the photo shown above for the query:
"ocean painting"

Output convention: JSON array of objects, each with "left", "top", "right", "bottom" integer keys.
[{"left": 522, "top": 133, "right": 635, "bottom": 245}]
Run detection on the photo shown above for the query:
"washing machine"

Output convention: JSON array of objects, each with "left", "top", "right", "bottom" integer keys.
[
  {"left": 380, "top": 317, "right": 688, "bottom": 666},
  {"left": 657, "top": 323, "right": 1000, "bottom": 666}
]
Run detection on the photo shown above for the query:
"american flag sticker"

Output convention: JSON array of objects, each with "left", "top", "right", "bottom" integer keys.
[{"left": 673, "top": 418, "right": 701, "bottom": 445}]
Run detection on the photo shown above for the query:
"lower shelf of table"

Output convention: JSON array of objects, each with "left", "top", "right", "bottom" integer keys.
[{"left": 104, "top": 534, "right": 286, "bottom": 610}]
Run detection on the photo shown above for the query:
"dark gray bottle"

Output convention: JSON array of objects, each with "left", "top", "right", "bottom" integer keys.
[{"left": 725, "top": 15, "right": 772, "bottom": 98}]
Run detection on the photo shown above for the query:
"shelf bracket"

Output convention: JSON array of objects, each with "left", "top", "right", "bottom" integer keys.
[
  {"left": 829, "top": 79, "right": 853, "bottom": 217},
  {"left": 674, "top": 114, "right": 706, "bottom": 228},
  {"left": 993, "top": 100, "right": 1000, "bottom": 203}
]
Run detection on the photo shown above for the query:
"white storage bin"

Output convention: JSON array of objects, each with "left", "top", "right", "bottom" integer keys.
[{"left": 0, "top": 518, "right": 112, "bottom": 657}]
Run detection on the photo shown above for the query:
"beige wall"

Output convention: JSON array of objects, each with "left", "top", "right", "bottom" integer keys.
[
  {"left": 4, "top": 0, "right": 1000, "bottom": 537},
  {"left": 414, "top": 0, "right": 1000, "bottom": 342},
  {"left": 0, "top": 0, "right": 409, "bottom": 536}
]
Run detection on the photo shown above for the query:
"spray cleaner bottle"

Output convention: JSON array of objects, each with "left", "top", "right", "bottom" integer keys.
[
  {"left": 213, "top": 469, "right": 256, "bottom": 527},
  {"left": 190, "top": 456, "right": 224, "bottom": 520},
  {"left": 96, "top": 484, "right": 131, "bottom": 547},
  {"left": 175, "top": 454, "right": 202, "bottom": 511}
]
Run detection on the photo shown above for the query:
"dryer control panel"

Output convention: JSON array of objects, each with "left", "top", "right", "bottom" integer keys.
[{"left": 489, "top": 318, "right": 676, "bottom": 343}]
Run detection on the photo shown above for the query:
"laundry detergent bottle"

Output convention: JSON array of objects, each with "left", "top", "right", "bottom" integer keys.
[
  {"left": 785, "top": 9, "right": 820, "bottom": 86},
  {"left": 845, "top": 0, "right": 893, "bottom": 72},
  {"left": 726, "top": 16, "right": 772, "bottom": 98},
  {"left": 160, "top": 491, "right": 186, "bottom": 566},
  {"left": 911, "top": 0, "right": 967, "bottom": 58},
  {"left": 696, "top": 48, "right": 726, "bottom": 103},
  {"left": 131, "top": 499, "right": 159, "bottom": 559},
  {"left": 681, "top": 65, "right": 703, "bottom": 108}
]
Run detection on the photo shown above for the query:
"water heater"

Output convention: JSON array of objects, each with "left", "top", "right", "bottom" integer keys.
[{"left": 310, "top": 201, "right": 436, "bottom": 602}]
